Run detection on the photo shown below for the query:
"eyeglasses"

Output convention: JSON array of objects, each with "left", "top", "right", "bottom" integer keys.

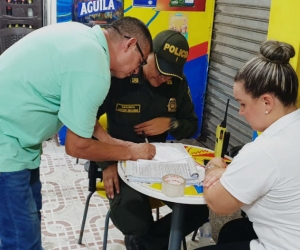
[
  {"left": 124, "top": 35, "right": 147, "bottom": 68},
  {"left": 109, "top": 25, "right": 147, "bottom": 68}
]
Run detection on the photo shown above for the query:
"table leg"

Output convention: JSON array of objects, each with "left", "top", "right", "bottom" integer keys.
[{"left": 168, "top": 203, "right": 186, "bottom": 250}]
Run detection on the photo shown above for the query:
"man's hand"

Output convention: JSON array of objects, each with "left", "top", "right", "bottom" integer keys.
[
  {"left": 134, "top": 117, "right": 171, "bottom": 136},
  {"left": 102, "top": 163, "right": 119, "bottom": 199},
  {"left": 129, "top": 143, "right": 156, "bottom": 161}
]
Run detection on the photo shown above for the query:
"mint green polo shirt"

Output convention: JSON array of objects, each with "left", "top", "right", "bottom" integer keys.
[{"left": 0, "top": 22, "right": 111, "bottom": 172}]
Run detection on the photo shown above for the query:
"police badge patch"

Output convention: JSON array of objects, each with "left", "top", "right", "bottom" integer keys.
[
  {"left": 167, "top": 98, "right": 177, "bottom": 112},
  {"left": 131, "top": 77, "right": 139, "bottom": 84}
]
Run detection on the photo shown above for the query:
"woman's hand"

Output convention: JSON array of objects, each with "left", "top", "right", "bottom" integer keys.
[
  {"left": 203, "top": 167, "right": 226, "bottom": 188},
  {"left": 203, "top": 157, "right": 227, "bottom": 188},
  {"left": 206, "top": 157, "right": 227, "bottom": 169}
]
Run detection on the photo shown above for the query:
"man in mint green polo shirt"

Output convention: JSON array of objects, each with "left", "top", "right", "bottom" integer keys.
[{"left": 0, "top": 17, "right": 155, "bottom": 250}]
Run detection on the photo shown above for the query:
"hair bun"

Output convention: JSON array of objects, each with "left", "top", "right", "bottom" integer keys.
[{"left": 260, "top": 40, "right": 295, "bottom": 64}]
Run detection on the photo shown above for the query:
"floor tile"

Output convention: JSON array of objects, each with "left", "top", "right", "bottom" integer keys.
[{"left": 41, "top": 139, "right": 200, "bottom": 250}]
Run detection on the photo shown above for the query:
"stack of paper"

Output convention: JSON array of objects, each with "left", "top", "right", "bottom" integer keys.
[
  {"left": 151, "top": 143, "right": 193, "bottom": 163},
  {"left": 121, "top": 143, "right": 204, "bottom": 186}
]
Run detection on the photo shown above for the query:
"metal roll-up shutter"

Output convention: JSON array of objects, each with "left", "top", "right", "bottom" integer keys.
[{"left": 198, "top": 0, "right": 271, "bottom": 150}]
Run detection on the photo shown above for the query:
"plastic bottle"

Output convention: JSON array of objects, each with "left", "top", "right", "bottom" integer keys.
[
  {"left": 198, "top": 220, "right": 212, "bottom": 247},
  {"left": 6, "top": 0, "right": 13, "bottom": 15},
  {"left": 27, "top": 0, "right": 33, "bottom": 17}
]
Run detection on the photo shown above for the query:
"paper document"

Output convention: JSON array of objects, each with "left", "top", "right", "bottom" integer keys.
[
  {"left": 121, "top": 143, "right": 204, "bottom": 186},
  {"left": 151, "top": 143, "right": 192, "bottom": 163}
]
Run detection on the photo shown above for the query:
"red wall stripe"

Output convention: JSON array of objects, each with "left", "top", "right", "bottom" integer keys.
[{"left": 187, "top": 41, "right": 208, "bottom": 62}]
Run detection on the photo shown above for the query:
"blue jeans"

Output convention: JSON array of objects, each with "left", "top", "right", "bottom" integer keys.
[{"left": 0, "top": 168, "right": 43, "bottom": 250}]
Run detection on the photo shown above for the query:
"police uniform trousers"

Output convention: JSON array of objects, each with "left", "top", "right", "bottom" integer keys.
[{"left": 109, "top": 178, "right": 209, "bottom": 250}]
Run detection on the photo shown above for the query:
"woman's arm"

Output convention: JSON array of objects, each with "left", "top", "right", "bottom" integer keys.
[
  {"left": 204, "top": 178, "right": 244, "bottom": 215},
  {"left": 203, "top": 157, "right": 244, "bottom": 215}
]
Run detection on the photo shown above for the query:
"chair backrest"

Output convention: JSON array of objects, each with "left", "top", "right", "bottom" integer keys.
[
  {"left": 99, "top": 113, "right": 107, "bottom": 131},
  {"left": 0, "top": 27, "right": 33, "bottom": 54},
  {"left": 88, "top": 161, "right": 103, "bottom": 192}
]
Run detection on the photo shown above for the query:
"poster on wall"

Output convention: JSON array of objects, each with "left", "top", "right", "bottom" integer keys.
[
  {"left": 156, "top": 0, "right": 206, "bottom": 11},
  {"left": 72, "top": 0, "right": 124, "bottom": 28},
  {"left": 133, "top": 0, "right": 157, "bottom": 8},
  {"left": 169, "top": 13, "right": 189, "bottom": 40}
]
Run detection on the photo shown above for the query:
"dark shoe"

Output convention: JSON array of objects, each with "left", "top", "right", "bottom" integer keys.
[{"left": 124, "top": 235, "right": 146, "bottom": 250}]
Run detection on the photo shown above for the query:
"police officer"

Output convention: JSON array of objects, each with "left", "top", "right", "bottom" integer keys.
[{"left": 97, "top": 30, "right": 209, "bottom": 250}]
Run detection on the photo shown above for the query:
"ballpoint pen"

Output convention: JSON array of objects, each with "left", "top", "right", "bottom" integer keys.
[{"left": 142, "top": 130, "right": 149, "bottom": 143}]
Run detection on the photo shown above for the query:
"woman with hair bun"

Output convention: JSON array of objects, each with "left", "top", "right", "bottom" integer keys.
[{"left": 195, "top": 40, "right": 300, "bottom": 250}]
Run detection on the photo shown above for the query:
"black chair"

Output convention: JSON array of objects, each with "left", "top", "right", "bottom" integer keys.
[
  {"left": 0, "top": 27, "right": 33, "bottom": 54},
  {"left": 228, "top": 145, "right": 244, "bottom": 158},
  {"left": 78, "top": 161, "right": 105, "bottom": 246},
  {"left": 78, "top": 160, "right": 189, "bottom": 250}
]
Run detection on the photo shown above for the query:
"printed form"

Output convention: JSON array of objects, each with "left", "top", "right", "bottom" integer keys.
[{"left": 122, "top": 143, "right": 204, "bottom": 186}]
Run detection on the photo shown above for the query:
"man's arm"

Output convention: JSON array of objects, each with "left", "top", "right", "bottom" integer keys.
[
  {"left": 93, "top": 120, "right": 113, "bottom": 143},
  {"left": 65, "top": 128, "right": 155, "bottom": 161},
  {"left": 93, "top": 121, "right": 133, "bottom": 146}
]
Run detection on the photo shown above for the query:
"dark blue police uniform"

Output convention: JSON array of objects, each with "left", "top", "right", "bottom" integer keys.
[{"left": 97, "top": 70, "right": 208, "bottom": 250}]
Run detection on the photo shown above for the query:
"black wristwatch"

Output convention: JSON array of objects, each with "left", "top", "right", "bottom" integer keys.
[{"left": 169, "top": 118, "right": 179, "bottom": 131}]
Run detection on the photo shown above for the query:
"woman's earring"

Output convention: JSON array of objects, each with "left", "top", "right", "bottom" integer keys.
[{"left": 265, "top": 110, "right": 269, "bottom": 114}]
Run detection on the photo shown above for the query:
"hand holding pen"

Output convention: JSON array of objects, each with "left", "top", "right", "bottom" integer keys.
[
  {"left": 142, "top": 130, "right": 149, "bottom": 143},
  {"left": 128, "top": 142, "right": 155, "bottom": 160}
]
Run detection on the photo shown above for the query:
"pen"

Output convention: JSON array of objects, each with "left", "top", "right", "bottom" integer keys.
[
  {"left": 199, "top": 156, "right": 231, "bottom": 161},
  {"left": 142, "top": 130, "right": 149, "bottom": 143},
  {"left": 202, "top": 158, "right": 231, "bottom": 165}
]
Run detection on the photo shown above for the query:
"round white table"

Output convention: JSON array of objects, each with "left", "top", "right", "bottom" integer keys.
[{"left": 118, "top": 144, "right": 231, "bottom": 250}]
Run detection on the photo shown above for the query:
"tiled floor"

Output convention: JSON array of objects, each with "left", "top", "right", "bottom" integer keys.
[{"left": 40, "top": 139, "right": 201, "bottom": 250}]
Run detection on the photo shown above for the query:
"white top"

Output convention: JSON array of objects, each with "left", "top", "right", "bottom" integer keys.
[{"left": 221, "top": 109, "right": 300, "bottom": 250}]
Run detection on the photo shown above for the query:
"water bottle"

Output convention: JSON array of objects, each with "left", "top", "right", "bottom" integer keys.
[
  {"left": 198, "top": 220, "right": 212, "bottom": 247},
  {"left": 27, "top": 0, "right": 33, "bottom": 17}
]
